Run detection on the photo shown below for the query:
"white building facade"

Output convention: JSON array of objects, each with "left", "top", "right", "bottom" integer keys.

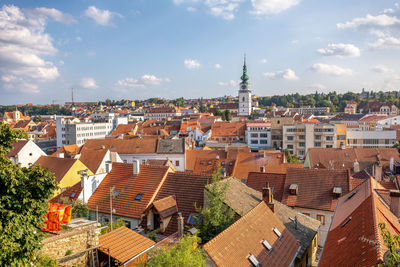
[
  {"left": 246, "top": 123, "right": 271, "bottom": 151},
  {"left": 238, "top": 57, "right": 252, "bottom": 117},
  {"left": 346, "top": 128, "right": 397, "bottom": 148}
]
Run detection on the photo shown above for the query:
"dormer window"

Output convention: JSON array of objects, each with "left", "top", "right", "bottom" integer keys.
[
  {"left": 289, "top": 184, "right": 298, "bottom": 195},
  {"left": 333, "top": 186, "right": 342, "bottom": 198},
  {"left": 208, "top": 161, "right": 212, "bottom": 165},
  {"left": 273, "top": 228, "right": 282, "bottom": 239},
  {"left": 200, "top": 160, "right": 204, "bottom": 165}
]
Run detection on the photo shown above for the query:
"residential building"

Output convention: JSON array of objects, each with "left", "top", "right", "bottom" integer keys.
[
  {"left": 270, "top": 117, "right": 295, "bottom": 149},
  {"left": 344, "top": 101, "right": 357, "bottom": 114},
  {"left": 144, "top": 107, "right": 180, "bottom": 121},
  {"left": 358, "top": 114, "right": 388, "bottom": 130},
  {"left": 98, "top": 227, "right": 155, "bottom": 266},
  {"left": 87, "top": 162, "right": 171, "bottom": 229},
  {"left": 238, "top": 56, "right": 252, "bottom": 117},
  {"left": 77, "top": 147, "right": 123, "bottom": 174},
  {"left": 203, "top": 201, "right": 300, "bottom": 267},
  {"left": 83, "top": 137, "right": 187, "bottom": 171},
  {"left": 346, "top": 128, "right": 396, "bottom": 148},
  {"left": 246, "top": 122, "right": 271, "bottom": 151},
  {"left": 288, "top": 106, "right": 330, "bottom": 115},
  {"left": 56, "top": 115, "right": 127, "bottom": 148},
  {"left": 210, "top": 178, "right": 320, "bottom": 267},
  {"left": 281, "top": 168, "right": 352, "bottom": 245},
  {"left": 283, "top": 123, "right": 336, "bottom": 159},
  {"left": 335, "top": 123, "right": 347, "bottom": 148},
  {"left": 210, "top": 121, "right": 246, "bottom": 143},
  {"left": 34, "top": 156, "right": 94, "bottom": 196},
  {"left": 369, "top": 101, "right": 399, "bottom": 115},
  {"left": 328, "top": 113, "right": 364, "bottom": 127},
  {"left": 6, "top": 139, "right": 46, "bottom": 167},
  {"left": 2, "top": 109, "right": 30, "bottom": 122},
  {"left": 319, "top": 178, "right": 400, "bottom": 266},
  {"left": 376, "top": 115, "right": 400, "bottom": 128}
]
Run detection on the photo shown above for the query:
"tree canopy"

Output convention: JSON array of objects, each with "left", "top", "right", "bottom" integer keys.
[{"left": 0, "top": 122, "right": 58, "bottom": 265}]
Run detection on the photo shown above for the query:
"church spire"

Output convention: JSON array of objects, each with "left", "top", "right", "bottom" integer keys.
[{"left": 240, "top": 54, "right": 249, "bottom": 85}]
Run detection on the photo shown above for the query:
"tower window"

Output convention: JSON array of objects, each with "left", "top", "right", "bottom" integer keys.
[{"left": 242, "top": 97, "right": 245, "bottom": 101}]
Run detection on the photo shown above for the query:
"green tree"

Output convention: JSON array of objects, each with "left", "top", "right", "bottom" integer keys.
[
  {"left": 0, "top": 122, "right": 58, "bottom": 266},
  {"left": 174, "top": 97, "right": 185, "bottom": 107},
  {"left": 214, "top": 109, "right": 223, "bottom": 117},
  {"left": 196, "top": 164, "right": 235, "bottom": 243},
  {"left": 284, "top": 149, "right": 301, "bottom": 163},
  {"left": 394, "top": 141, "right": 400, "bottom": 154},
  {"left": 198, "top": 105, "right": 208, "bottom": 113},
  {"left": 378, "top": 223, "right": 400, "bottom": 266},
  {"left": 147, "top": 234, "right": 206, "bottom": 267},
  {"left": 224, "top": 109, "right": 231, "bottom": 121},
  {"left": 101, "top": 218, "right": 127, "bottom": 235},
  {"left": 58, "top": 197, "right": 89, "bottom": 219}
]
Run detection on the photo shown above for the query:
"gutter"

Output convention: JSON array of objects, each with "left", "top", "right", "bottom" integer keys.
[{"left": 123, "top": 244, "right": 156, "bottom": 266}]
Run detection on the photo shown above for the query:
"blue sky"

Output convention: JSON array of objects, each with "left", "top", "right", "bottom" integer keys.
[{"left": 1, "top": 0, "right": 400, "bottom": 104}]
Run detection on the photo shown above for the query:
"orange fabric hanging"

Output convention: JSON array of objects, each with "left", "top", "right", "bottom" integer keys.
[{"left": 41, "top": 203, "right": 72, "bottom": 232}]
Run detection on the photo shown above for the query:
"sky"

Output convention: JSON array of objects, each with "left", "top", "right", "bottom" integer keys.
[{"left": 1, "top": 0, "right": 400, "bottom": 104}]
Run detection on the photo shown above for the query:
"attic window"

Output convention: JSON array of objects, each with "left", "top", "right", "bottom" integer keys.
[
  {"left": 341, "top": 216, "right": 352, "bottom": 228},
  {"left": 70, "top": 193, "right": 76, "bottom": 198},
  {"left": 200, "top": 160, "right": 204, "bottom": 165},
  {"left": 273, "top": 228, "right": 282, "bottom": 239},
  {"left": 333, "top": 186, "right": 342, "bottom": 196},
  {"left": 229, "top": 162, "right": 233, "bottom": 166},
  {"left": 208, "top": 161, "right": 212, "bottom": 165},
  {"left": 289, "top": 184, "right": 298, "bottom": 195},
  {"left": 221, "top": 161, "right": 225, "bottom": 166},
  {"left": 248, "top": 254, "right": 260, "bottom": 267},
  {"left": 262, "top": 240, "right": 272, "bottom": 251},
  {"left": 135, "top": 193, "right": 143, "bottom": 201}
]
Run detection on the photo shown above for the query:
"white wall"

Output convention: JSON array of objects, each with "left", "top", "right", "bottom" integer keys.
[
  {"left": 15, "top": 140, "right": 46, "bottom": 168},
  {"left": 119, "top": 153, "right": 185, "bottom": 171},
  {"left": 81, "top": 173, "right": 108, "bottom": 203}
]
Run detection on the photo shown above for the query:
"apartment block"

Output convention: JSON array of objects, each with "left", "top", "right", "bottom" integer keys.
[
  {"left": 346, "top": 128, "right": 396, "bottom": 148},
  {"left": 283, "top": 123, "right": 336, "bottom": 158},
  {"left": 245, "top": 122, "right": 271, "bottom": 151}
]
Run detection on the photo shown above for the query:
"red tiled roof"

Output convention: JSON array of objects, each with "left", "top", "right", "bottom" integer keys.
[
  {"left": 211, "top": 121, "right": 246, "bottom": 139},
  {"left": 78, "top": 147, "right": 108, "bottom": 173},
  {"left": 83, "top": 136, "right": 158, "bottom": 154},
  {"left": 6, "top": 140, "right": 28, "bottom": 158},
  {"left": 152, "top": 196, "right": 178, "bottom": 218},
  {"left": 34, "top": 156, "right": 77, "bottom": 182},
  {"left": 51, "top": 181, "right": 82, "bottom": 203},
  {"left": 88, "top": 163, "right": 170, "bottom": 218},
  {"left": 281, "top": 168, "right": 351, "bottom": 211},
  {"left": 110, "top": 124, "right": 137, "bottom": 136},
  {"left": 99, "top": 226, "right": 155, "bottom": 264},
  {"left": 185, "top": 149, "right": 227, "bottom": 171},
  {"left": 232, "top": 152, "right": 283, "bottom": 182},
  {"left": 319, "top": 178, "right": 400, "bottom": 266},
  {"left": 192, "top": 158, "right": 235, "bottom": 176},
  {"left": 203, "top": 201, "right": 300, "bottom": 267},
  {"left": 154, "top": 171, "right": 211, "bottom": 235},
  {"left": 246, "top": 172, "right": 287, "bottom": 201}
]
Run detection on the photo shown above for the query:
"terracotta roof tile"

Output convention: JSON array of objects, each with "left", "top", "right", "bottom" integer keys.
[
  {"left": 83, "top": 136, "right": 158, "bottom": 154},
  {"left": 203, "top": 201, "right": 300, "bottom": 267},
  {"left": 192, "top": 158, "right": 235, "bottom": 176},
  {"left": 110, "top": 124, "right": 137, "bottom": 136},
  {"left": 185, "top": 150, "right": 227, "bottom": 171},
  {"left": 152, "top": 196, "right": 178, "bottom": 218},
  {"left": 319, "top": 178, "right": 400, "bottom": 266},
  {"left": 88, "top": 163, "right": 170, "bottom": 218},
  {"left": 246, "top": 172, "right": 287, "bottom": 202},
  {"left": 232, "top": 152, "right": 283, "bottom": 182},
  {"left": 78, "top": 147, "right": 108, "bottom": 173},
  {"left": 34, "top": 156, "right": 77, "bottom": 182},
  {"left": 6, "top": 140, "right": 29, "bottom": 158},
  {"left": 99, "top": 226, "right": 155, "bottom": 264},
  {"left": 51, "top": 181, "right": 82, "bottom": 203},
  {"left": 211, "top": 121, "right": 246, "bottom": 139},
  {"left": 281, "top": 168, "right": 351, "bottom": 211}
]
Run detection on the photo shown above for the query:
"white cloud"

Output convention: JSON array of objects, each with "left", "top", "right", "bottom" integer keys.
[
  {"left": 187, "top": 7, "right": 197, "bottom": 12},
  {"left": 58, "top": 60, "right": 64, "bottom": 66},
  {"left": 173, "top": 0, "right": 242, "bottom": 20},
  {"left": 260, "top": 58, "right": 268, "bottom": 63},
  {"left": 218, "top": 79, "right": 240, "bottom": 87},
  {"left": 317, "top": 43, "right": 360, "bottom": 58},
  {"left": 264, "top": 69, "right": 299, "bottom": 80},
  {"left": 0, "top": 5, "right": 69, "bottom": 93},
  {"left": 383, "top": 8, "right": 394, "bottom": 14},
  {"left": 114, "top": 75, "right": 170, "bottom": 92},
  {"left": 311, "top": 63, "right": 353, "bottom": 76},
  {"left": 76, "top": 36, "right": 82, "bottom": 41},
  {"left": 84, "top": 6, "right": 122, "bottom": 26},
  {"left": 215, "top": 63, "right": 222, "bottom": 69},
  {"left": 251, "top": 0, "right": 300, "bottom": 15},
  {"left": 337, "top": 14, "right": 400, "bottom": 30},
  {"left": 184, "top": 59, "right": 201, "bottom": 69},
  {"left": 371, "top": 64, "right": 393, "bottom": 73},
  {"left": 80, "top": 77, "right": 98, "bottom": 89},
  {"left": 140, "top": 74, "right": 170, "bottom": 85},
  {"left": 369, "top": 36, "right": 400, "bottom": 49}
]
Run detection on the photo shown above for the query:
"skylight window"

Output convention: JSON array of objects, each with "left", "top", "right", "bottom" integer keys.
[
  {"left": 248, "top": 254, "right": 260, "bottom": 267},
  {"left": 135, "top": 193, "right": 143, "bottom": 201},
  {"left": 273, "top": 228, "right": 282, "bottom": 239},
  {"left": 262, "top": 240, "right": 272, "bottom": 251},
  {"left": 208, "top": 160, "right": 212, "bottom": 165},
  {"left": 200, "top": 160, "right": 204, "bottom": 165},
  {"left": 341, "top": 216, "right": 352, "bottom": 228},
  {"left": 70, "top": 193, "right": 76, "bottom": 198}
]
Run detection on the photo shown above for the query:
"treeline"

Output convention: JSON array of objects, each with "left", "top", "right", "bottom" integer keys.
[
  {"left": 0, "top": 105, "right": 72, "bottom": 117},
  {"left": 258, "top": 90, "right": 400, "bottom": 113}
]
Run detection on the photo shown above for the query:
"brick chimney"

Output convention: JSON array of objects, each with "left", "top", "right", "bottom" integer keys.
[
  {"left": 262, "top": 183, "right": 275, "bottom": 213},
  {"left": 390, "top": 190, "right": 400, "bottom": 218},
  {"left": 177, "top": 212, "right": 184, "bottom": 237},
  {"left": 133, "top": 159, "right": 140, "bottom": 175}
]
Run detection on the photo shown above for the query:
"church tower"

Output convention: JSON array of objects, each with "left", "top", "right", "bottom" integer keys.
[{"left": 238, "top": 55, "right": 252, "bottom": 116}]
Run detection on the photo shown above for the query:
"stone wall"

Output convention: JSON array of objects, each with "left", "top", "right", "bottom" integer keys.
[{"left": 41, "top": 224, "right": 99, "bottom": 266}]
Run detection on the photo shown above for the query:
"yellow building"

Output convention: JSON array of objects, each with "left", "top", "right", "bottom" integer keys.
[
  {"left": 335, "top": 124, "right": 347, "bottom": 148},
  {"left": 35, "top": 156, "right": 93, "bottom": 196}
]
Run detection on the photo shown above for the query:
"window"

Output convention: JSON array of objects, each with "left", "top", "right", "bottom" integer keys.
[
  {"left": 315, "top": 142, "right": 321, "bottom": 147},
  {"left": 124, "top": 220, "right": 132, "bottom": 229},
  {"left": 273, "top": 228, "right": 282, "bottom": 238},
  {"left": 299, "top": 150, "right": 305, "bottom": 155},
  {"left": 123, "top": 160, "right": 127, "bottom": 163},
  {"left": 315, "top": 135, "right": 321, "bottom": 140},
  {"left": 175, "top": 160, "right": 180, "bottom": 166},
  {"left": 326, "top": 145, "right": 333, "bottom": 148},
  {"left": 208, "top": 161, "right": 212, "bottom": 165},
  {"left": 251, "top": 133, "right": 258, "bottom": 138},
  {"left": 317, "top": 214, "right": 325, "bottom": 225},
  {"left": 299, "top": 135, "right": 305, "bottom": 140},
  {"left": 287, "top": 145, "right": 293, "bottom": 149},
  {"left": 326, "top": 136, "right": 333, "bottom": 141},
  {"left": 262, "top": 240, "right": 272, "bottom": 251},
  {"left": 303, "top": 213, "right": 310, "bottom": 217},
  {"left": 260, "top": 140, "right": 267, "bottom": 144},
  {"left": 29, "top": 153, "right": 32, "bottom": 156},
  {"left": 248, "top": 254, "right": 260, "bottom": 267},
  {"left": 299, "top": 142, "right": 305, "bottom": 147},
  {"left": 135, "top": 193, "right": 144, "bottom": 201},
  {"left": 221, "top": 161, "right": 225, "bottom": 166},
  {"left": 251, "top": 140, "right": 258, "bottom": 144},
  {"left": 200, "top": 160, "right": 204, "bottom": 165},
  {"left": 260, "top": 133, "right": 268, "bottom": 138},
  {"left": 287, "top": 136, "right": 294, "bottom": 141}
]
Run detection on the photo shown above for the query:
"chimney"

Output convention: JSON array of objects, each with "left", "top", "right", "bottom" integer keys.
[
  {"left": 105, "top": 160, "right": 112, "bottom": 173},
  {"left": 373, "top": 163, "right": 382, "bottom": 181},
  {"left": 133, "top": 159, "right": 140, "bottom": 175},
  {"left": 260, "top": 166, "right": 265, "bottom": 173},
  {"left": 353, "top": 161, "right": 360, "bottom": 173},
  {"left": 390, "top": 190, "right": 400, "bottom": 218},
  {"left": 58, "top": 152, "right": 64, "bottom": 158},
  {"left": 262, "top": 184, "right": 275, "bottom": 212},
  {"left": 177, "top": 212, "right": 184, "bottom": 237},
  {"left": 390, "top": 157, "right": 395, "bottom": 173}
]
